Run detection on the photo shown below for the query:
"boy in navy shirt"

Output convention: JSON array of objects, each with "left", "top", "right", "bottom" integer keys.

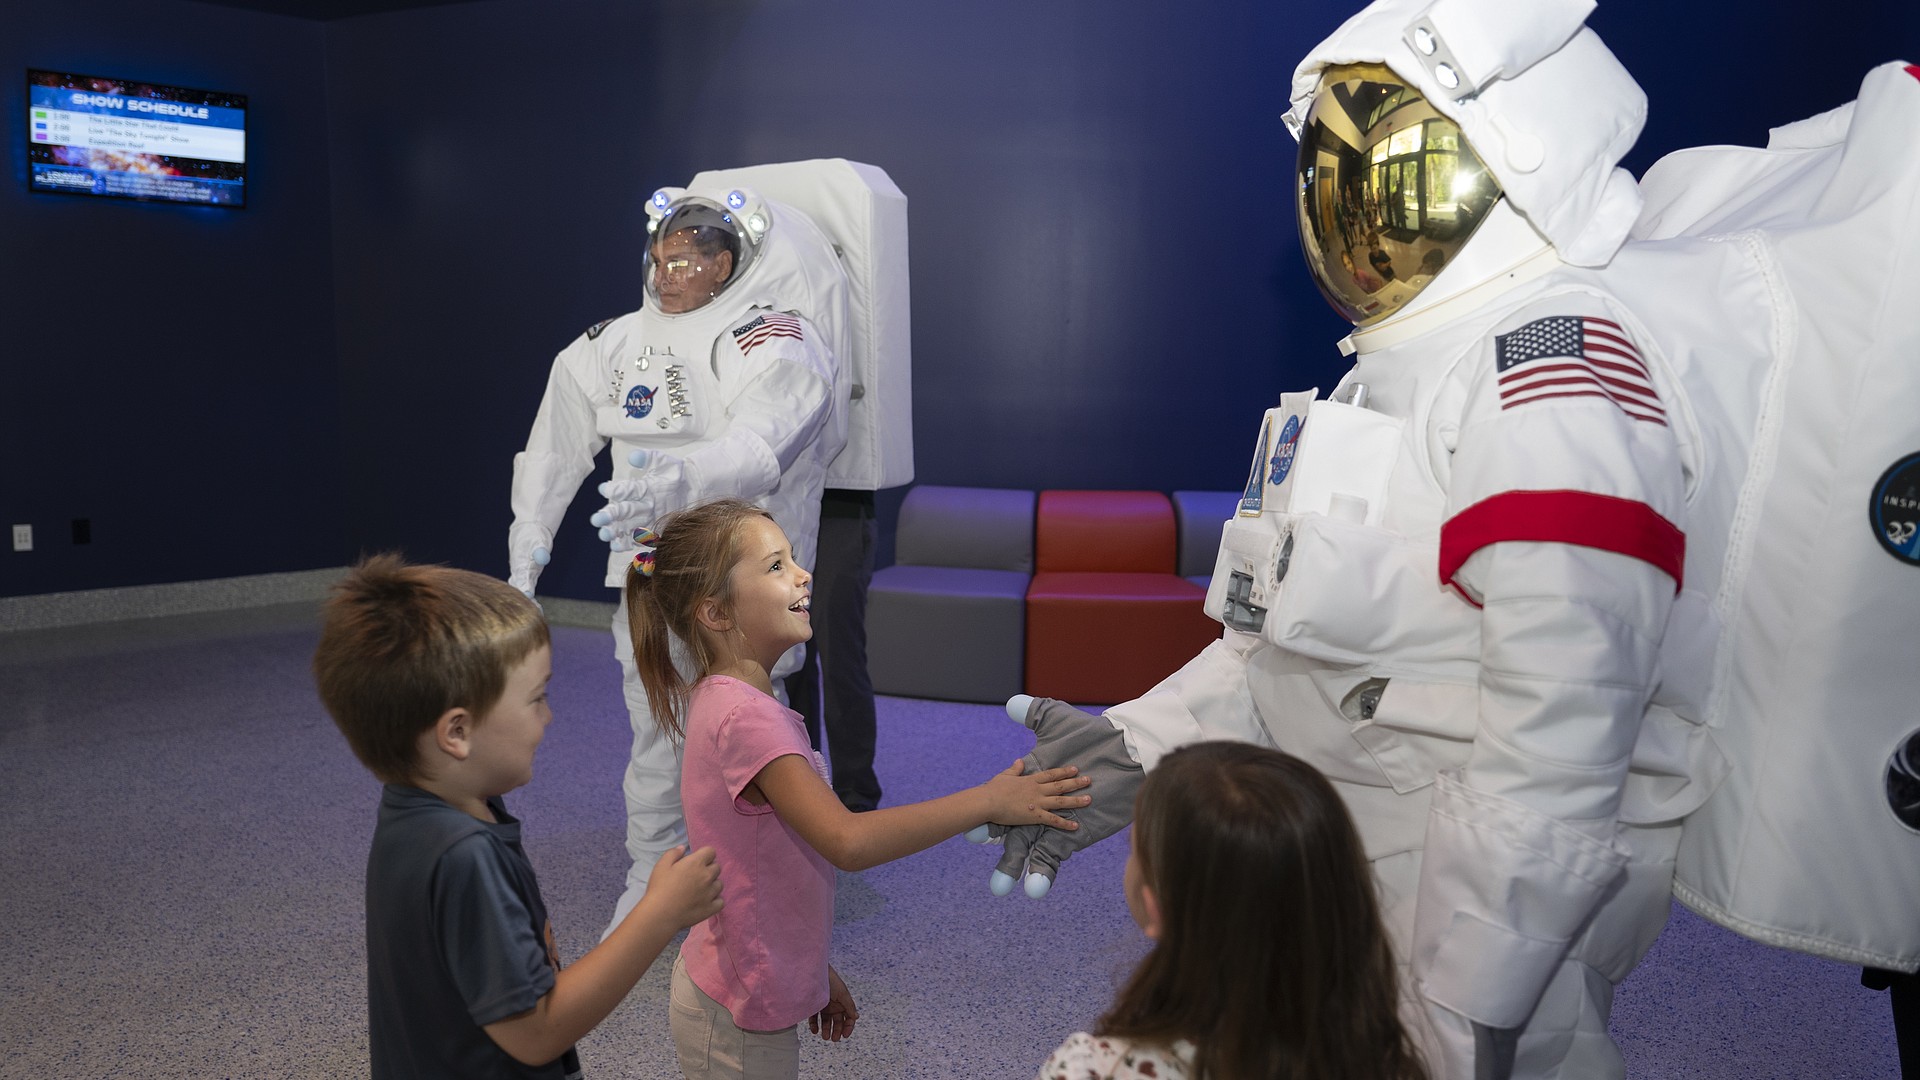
[{"left": 314, "top": 555, "right": 722, "bottom": 1078}]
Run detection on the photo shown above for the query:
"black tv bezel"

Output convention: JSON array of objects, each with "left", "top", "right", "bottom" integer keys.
[{"left": 26, "top": 67, "right": 250, "bottom": 210}]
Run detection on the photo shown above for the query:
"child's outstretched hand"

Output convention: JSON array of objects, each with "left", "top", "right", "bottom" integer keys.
[
  {"left": 637, "top": 845, "right": 724, "bottom": 930},
  {"left": 982, "top": 759, "right": 1092, "bottom": 829},
  {"left": 810, "top": 966, "right": 858, "bottom": 1042}
]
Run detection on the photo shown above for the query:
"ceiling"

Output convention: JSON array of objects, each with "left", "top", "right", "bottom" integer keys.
[{"left": 191, "top": 0, "right": 489, "bottom": 19}]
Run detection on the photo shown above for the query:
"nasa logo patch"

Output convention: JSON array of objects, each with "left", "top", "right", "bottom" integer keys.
[
  {"left": 624, "top": 385, "right": 656, "bottom": 419},
  {"left": 1869, "top": 453, "right": 1920, "bottom": 565},
  {"left": 1888, "top": 728, "right": 1920, "bottom": 834},
  {"left": 1269, "top": 415, "right": 1302, "bottom": 487}
]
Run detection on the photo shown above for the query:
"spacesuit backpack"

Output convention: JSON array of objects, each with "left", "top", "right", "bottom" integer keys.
[
  {"left": 1629, "top": 61, "right": 1920, "bottom": 973},
  {"left": 688, "top": 159, "right": 915, "bottom": 491}
]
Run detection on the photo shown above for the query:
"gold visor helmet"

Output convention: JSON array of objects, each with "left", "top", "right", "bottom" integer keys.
[{"left": 1296, "top": 63, "right": 1502, "bottom": 326}]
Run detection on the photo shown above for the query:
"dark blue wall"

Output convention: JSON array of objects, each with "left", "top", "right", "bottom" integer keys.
[
  {"left": 1, "top": 0, "right": 340, "bottom": 598},
  {"left": 1595, "top": 3, "right": 1920, "bottom": 179},
  {"left": 324, "top": 0, "right": 1359, "bottom": 602},
  {"left": 325, "top": 2, "right": 662, "bottom": 601},
  {"left": 5, "top": 0, "right": 1916, "bottom": 601}
]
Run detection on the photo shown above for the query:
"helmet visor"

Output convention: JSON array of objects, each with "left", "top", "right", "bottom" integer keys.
[
  {"left": 1296, "top": 63, "right": 1500, "bottom": 325},
  {"left": 643, "top": 197, "right": 755, "bottom": 315}
]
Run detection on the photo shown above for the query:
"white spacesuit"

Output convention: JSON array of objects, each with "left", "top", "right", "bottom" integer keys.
[
  {"left": 994, "top": 2, "right": 1920, "bottom": 1074},
  {"left": 508, "top": 177, "right": 852, "bottom": 926},
  {"left": 989, "top": 2, "right": 1733, "bottom": 1077},
  {"left": 510, "top": 160, "right": 912, "bottom": 928}
]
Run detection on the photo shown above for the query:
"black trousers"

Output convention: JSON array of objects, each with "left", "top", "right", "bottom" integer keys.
[
  {"left": 785, "top": 489, "right": 882, "bottom": 811},
  {"left": 1863, "top": 966, "right": 1919, "bottom": 1079}
]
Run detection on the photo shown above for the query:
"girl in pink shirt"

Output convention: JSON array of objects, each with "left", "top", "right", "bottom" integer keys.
[{"left": 623, "top": 498, "right": 1094, "bottom": 1080}]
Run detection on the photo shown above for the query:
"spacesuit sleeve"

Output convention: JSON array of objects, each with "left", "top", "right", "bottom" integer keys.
[
  {"left": 508, "top": 330, "right": 611, "bottom": 589},
  {"left": 638, "top": 312, "right": 839, "bottom": 512},
  {"left": 1098, "top": 631, "right": 1268, "bottom": 770},
  {"left": 1411, "top": 297, "right": 1685, "bottom": 1037}
]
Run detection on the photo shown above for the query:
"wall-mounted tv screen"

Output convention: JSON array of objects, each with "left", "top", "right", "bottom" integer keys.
[{"left": 27, "top": 69, "right": 247, "bottom": 208}]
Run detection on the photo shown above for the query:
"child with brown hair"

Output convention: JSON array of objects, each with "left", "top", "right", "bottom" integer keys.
[
  {"left": 313, "top": 554, "right": 724, "bottom": 1079},
  {"left": 623, "top": 498, "right": 1094, "bottom": 1080},
  {"left": 1038, "top": 741, "right": 1428, "bottom": 1080}
]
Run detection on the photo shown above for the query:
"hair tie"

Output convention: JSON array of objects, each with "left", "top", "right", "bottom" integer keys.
[{"left": 630, "top": 527, "right": 660, "bottom": 577}]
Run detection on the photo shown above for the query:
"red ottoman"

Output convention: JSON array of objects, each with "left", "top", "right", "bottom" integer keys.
[{"left": 1024, "top": 491, "right": 1222, "bottom": 705}]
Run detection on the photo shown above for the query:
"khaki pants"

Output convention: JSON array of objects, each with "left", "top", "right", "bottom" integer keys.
[{"left": 670, "top": 954, "right": 800, "bottom": 1080}]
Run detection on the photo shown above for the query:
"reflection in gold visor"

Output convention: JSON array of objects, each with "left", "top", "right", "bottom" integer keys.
[{"left": 1296, "top": 63, "right": 1501, "bottom": 325}]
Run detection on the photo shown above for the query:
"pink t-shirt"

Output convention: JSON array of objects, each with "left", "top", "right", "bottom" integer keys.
[{"left": 679, "top": 675, "right": 835, "bottom": 1031}]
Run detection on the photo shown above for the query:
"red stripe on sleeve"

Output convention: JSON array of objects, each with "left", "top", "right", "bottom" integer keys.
[{"left": 1439, "top": 490, "right": 1685, "bottom": 592}]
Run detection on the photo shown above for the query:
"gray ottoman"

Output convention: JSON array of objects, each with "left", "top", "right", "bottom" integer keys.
[{"left": 866, "top": 485, "right": 1035, "bottom": 703}]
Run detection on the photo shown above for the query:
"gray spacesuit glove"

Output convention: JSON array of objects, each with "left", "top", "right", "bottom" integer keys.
[{"left": 973, "top": 694, "right": 1143, "bottom": 898}]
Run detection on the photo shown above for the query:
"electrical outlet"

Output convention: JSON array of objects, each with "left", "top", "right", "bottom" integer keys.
[{"left": 11, "top": 524, "right": 32, "bottom": 552}]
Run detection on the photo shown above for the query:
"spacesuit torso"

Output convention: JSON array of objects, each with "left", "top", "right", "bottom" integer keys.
[
  {"left": 1235, "top": 265, "right": 1731, "bottom": 806},
  {"left": 1096, "top": 249, "right": 1703, "bottom": 1078},
  {"left": 545, "top": 298, "right": 844, "bottom": 589}
]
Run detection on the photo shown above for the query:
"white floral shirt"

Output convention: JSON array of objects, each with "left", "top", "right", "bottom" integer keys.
[{"left": 1037, "top": 1032, "right": 1195, "bottom": 1080}]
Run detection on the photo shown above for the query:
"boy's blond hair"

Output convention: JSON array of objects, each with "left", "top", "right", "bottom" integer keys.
[{"left": 313, "top": 553, "right": 550, "bottom": 784}]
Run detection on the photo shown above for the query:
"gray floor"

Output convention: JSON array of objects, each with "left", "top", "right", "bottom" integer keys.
[{"left": 0, "top": 603, "right": 1903, "bottom": 1078}]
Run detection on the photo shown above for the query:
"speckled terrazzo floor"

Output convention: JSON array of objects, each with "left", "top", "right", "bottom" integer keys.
[{"left": 0, "top": 603, "right": 1905, "bottom": 1079}]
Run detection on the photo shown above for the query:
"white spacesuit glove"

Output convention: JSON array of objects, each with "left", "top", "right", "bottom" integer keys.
[
  {"left": 506, "top": 521, "right": 554, "bottom": 599},
  {"left": 593, "top": 449, "right": 698, "bottom": 552},
  {"left": 592, "top": 477, "right": 657, "bottom": 553},
  {"left": 592, "top": 451, "right": 659, "bottom": 553}
]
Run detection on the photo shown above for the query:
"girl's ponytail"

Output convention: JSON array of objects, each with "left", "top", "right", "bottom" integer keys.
[
  {"left": 621, "top": 499, "right": 777, "bottom": 740},
  {"left": 624, "top": 534, "right": 689, "bottom": 739}
]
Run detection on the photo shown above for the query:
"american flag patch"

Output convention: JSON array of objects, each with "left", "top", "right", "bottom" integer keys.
[
  {"left": 1494, "top": 316, "right": 1665, "bottom": 425},
  {"left": 731, "top": 312, "right": 804, "bottom": 355}
]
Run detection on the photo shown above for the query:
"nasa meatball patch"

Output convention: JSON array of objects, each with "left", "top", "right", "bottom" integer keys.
[
  {"left": 1869, "top": 453, "right": 1920, "bottom": 565},
  {"left": 1268, "top": 414, "right": 1302, "bottom": 488},
  {"left": 624, "top": 384, "right": 656, "bottom": 419}
]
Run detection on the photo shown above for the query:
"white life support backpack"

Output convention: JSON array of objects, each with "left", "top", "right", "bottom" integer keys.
[
  {"left": 1626, "top": 60, "right": 1920, "bottom": 972},
  {"left": 688, "top": 159, "right": 914, "bottom": 491}
]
